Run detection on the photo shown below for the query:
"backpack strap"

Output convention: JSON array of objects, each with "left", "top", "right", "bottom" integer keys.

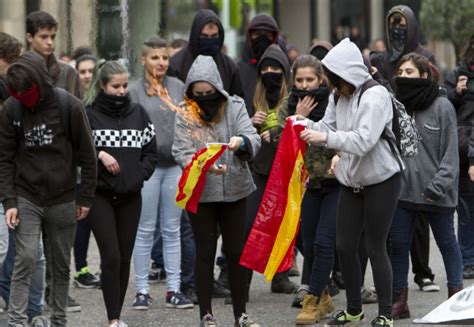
[{"left": 357, "top": 79, "right": 380, "bottom": 107}]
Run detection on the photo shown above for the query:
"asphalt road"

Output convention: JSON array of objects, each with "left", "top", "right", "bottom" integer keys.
[{"left": 0, "top": 222, "right": 472, "bottom": 326}]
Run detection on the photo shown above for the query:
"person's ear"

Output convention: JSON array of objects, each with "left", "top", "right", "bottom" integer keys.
[
  {"left": 25, "top": 33, "right": 33, "bottom": 45},
  {"left": 141, "top": 55, "right": 146, "bottom": 66}
]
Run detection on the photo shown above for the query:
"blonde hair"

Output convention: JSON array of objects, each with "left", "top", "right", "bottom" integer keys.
[{"left": 253, "top": 76, "right": 288, "bottom": 113}]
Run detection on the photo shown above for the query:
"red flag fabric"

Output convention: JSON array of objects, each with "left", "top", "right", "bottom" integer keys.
[
  {"left": 176, "top": 143, "right": 228, "bottom": 214},
  {"left": 240, "top": 119, "right": 308, "bottom": 281}
]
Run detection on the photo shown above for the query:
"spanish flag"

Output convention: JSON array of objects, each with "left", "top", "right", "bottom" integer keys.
[
  {"left": 240, "top": 119, "right": 308, "bottom": 282},
  {"left": 176, "top": 143, "right": 228, "bottom": 214}
]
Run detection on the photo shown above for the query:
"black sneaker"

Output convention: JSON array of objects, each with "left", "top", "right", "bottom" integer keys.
[
  {"left": 291, "top": 286, "right": 308, "bottom": 308},
  {"left": 327, "top": 278, "right": 340, "bottom": 297},
  {"left": 212, "top": 280, "right": 230, "bottom": 298},
  {"left": 182, "top": 287, "right": 198, "bottom": 304},
  {"left": 132, "top": 292, "right": 152, "bottom": 310},
  {"left": 67, "top": 296, "right": 82, "bottom": 312},
  {"left": 201, "top": 313, "right": 217, "bottom": 326},
  {"left": 332, "top": 271, "right": 345, "bottom": 290},
  {"left": 165, "top": 291, "right": 194, "bottom": 309},
  {"left": 463, "top": 265, "right": 474, "bottom": 279},
  {"left": 371, "top": 315, "right": 393, "bottom": 326},
  {"left": 325, "top": 310, "right": 364, "bottom": 325},
  {"left": 74, "top": 267, "right": 100, "bottom": 289},
  {"left": 416, "top": 278, "right": 440, "bottom": 292},
  {"left": 361, "top": 287, "right": 377, "bottom": 304},
  {"left": 235, "top": 313, "right": 260, "bottom": 327}
]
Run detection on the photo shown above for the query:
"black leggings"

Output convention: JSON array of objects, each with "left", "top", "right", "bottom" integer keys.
[
  {"left": 74, "top": 218, "right": 92, "bottom": 271},
  {"left": 88, "top": 191, "right": 141, "bottom": 321},
  {"left": 188, "top": 199, "right": 248, "bottom": 321},
  {"left": 336, "top": 174, "right": 400, "bottom": 318}
]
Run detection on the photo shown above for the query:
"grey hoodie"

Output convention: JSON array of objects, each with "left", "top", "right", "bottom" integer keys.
[
  {"left": 307, "top": 38, "right": 400, "bottom": 188},
  {"left": 129, "top": 76, "right": 185, "bottom": 167},
  {"left": 172, "top": 55, "right": 261, "bottom": 203}
]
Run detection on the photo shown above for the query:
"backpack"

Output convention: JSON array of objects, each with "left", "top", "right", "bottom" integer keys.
[
  {"left": 355, "top": 79, "right": 420, "bottom": 159},
  {"left": 8, "top": 88, "right": 72, "bottom": 143}
]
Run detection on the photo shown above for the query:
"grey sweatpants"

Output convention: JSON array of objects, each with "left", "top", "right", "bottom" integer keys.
[{"left": 8, "top": 197, "right": 76, "bottom": 327}]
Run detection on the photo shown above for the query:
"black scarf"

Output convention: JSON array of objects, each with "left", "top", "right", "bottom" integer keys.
[
  {"left": 287, "top": 86, "right": 330, "bottom": 122},
  {"left": 192, "top": 92, "right": 225, "bottom": 122},
  {"left": 261, "top": 72, "right": 283, "bottom": 108},
  {"left": 93, "top": 91, "right": 131, "bottom": 117},
  {"left": 394, "top": 77, "right": 439, "bottom": 114}
]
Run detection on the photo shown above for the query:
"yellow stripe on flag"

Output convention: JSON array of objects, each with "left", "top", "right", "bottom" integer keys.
[
  {"left": 263, "top": 151, "right": 307, "bottom": 281},
  {"left": 176, "top": 144, "right": 224, "bottom": 210}
]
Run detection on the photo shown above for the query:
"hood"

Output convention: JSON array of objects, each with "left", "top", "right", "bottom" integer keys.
[
  {"left": 185, "top": 55, "right": 229, "bottom": 99},
  {"left": 386, "top": 5, "right": 421, "bottom": 61},
  {"left": 7, "top": 50, "right": 55, "bottom": 103},
  {"left": 257, "top": 44, "right": 291, "bottom": 83},
  {"left": 309, "top": 40, "right": 333, "bottom": 54},
  {"left": 188, "top": 9, "right": 224, "bottom": 57},
  {"left": 321, "top": 38, "right": 371, "bottom": 89},
  {"left": 242, "top": 13, "right": 279, "bottom": 64}
]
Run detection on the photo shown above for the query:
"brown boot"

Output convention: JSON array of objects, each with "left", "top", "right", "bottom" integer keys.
[
  {"left": 295, "top": 294, "right": 319, "bottom": 325},
  {"left": 392, "top": 288, "right": 410, "bottom": 320},
  {"left": 448, "top": 285, "right": 463, "bottom": 298},
  {"left": 319, "top": 289, "right": 335, "bottom": 315}
]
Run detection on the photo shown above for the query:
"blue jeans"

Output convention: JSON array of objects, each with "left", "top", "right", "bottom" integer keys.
[
  {"left": 300, "top": 185, "right": 339, "bottom": 296},
  {"left": 133, "top": 166, "right": 182, "bottom": 293},
  {"left": 151, "top": 211, "right": 195, "bottom": 290},
  {"left": 0, "top": 216, "right": 44, "bottom": 320},
  {"left": 390, "top": 207, "right": 463, "bottom": 291},
  {"left": 458, "top": 193, "right": 474, "bottom": 267}
]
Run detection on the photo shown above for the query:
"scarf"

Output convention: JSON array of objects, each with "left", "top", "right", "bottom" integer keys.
[
  {"left": 287, "top": 86, "right": 330, "bottom": 121},
  {"left": 394, "top": 77, "right": 439, "bottom": 114}
]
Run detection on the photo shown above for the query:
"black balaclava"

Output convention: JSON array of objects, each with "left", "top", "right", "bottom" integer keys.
[
  {"left": 198, "top": 37, "right": 221, "bottom": 57},
  {"left": 192, "top": 91, "right": 225, "bottom": 122},
  {"left": 251, "top": 34, "right": 274, "bottom": 61},
  {"left": 260, "top": 57, "right": 283, "bottom": 109}
]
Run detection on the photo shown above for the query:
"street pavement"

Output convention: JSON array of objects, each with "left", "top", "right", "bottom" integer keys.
[{"left": 0, "top": 222, "right": 472, "bottom": 326}]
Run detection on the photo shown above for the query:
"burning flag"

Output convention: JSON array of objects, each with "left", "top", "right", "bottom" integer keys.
[
  {"left": 240, "top": 119, "right": 308, "bottom": 281},
  {"left": 176, "top": 143, "right": 228, "bottom": 214}
]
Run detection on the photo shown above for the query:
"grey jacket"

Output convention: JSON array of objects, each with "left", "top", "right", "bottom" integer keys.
[
  {"left": 399, "top": 96, "right": 459, "bottom": 210},
  {"left": 172, "top": 55, "right": 261, "bottom": 203},
  {"left": 307, "top": 38, "right": 400, "bottom": 188},
  {"left": 129, "top": 76, "right": 185, "bottom": 167}
]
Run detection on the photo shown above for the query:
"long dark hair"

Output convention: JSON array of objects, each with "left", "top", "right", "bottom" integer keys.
[{"left": 461, "top": 35, "right": 474, "bottom": 66}]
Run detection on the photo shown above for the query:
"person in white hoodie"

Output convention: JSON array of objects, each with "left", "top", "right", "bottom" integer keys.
[{"left": 296, "top": 38, "right": 401, "bottom": 327}]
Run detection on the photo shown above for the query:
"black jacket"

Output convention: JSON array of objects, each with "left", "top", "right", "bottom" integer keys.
[
  {"left": 445, "top": 63, "right": 474, "bottom": 193},
  {"left": 250, "top": 45, "right": 290, "bottom": 177},
  {"left": 0, "top": 51, "right": 97, "bottom": 210},
  {"left": 86, "top": 92, "right": 157, "bottom": 194},
  {"left": 167, "top": 9, "right": 243, "bottom": 97},
  {"left": 238, "top": 13, "right": 280, "bottom": 117},
  {"left": 374, "top": 5, "right": 437, "bottom": 89}
]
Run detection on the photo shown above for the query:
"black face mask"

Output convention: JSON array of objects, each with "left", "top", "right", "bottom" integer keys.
[
  {"left": 288, "top": 86, "right": 330, "bottom": 121},
  {"left": 261, "top": 72, "right": 283, "bottom": 109},
  {"left": 192, "top": 92, "right": 224, "bottom": 122},
  {"left": 389, "top": 27, "right": 407, "bottom": 61},
  {"left": 198, "top": 37, "right": 221, "bottom": 57},
  {"left": 251, "top": 35, "right": 273, "bottom": 60}
]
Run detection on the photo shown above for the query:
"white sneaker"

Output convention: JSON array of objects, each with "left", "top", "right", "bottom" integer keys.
[{"left": 418, "top": 278, "right": 440, "bottom": 292}]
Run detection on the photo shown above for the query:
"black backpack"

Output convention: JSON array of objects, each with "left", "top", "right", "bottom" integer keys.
[{"left": 8, "top": 88, "right": 72, "bottom": 143}]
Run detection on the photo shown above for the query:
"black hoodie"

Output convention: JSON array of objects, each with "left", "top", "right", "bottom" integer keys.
[
  {"left": 167, "top": 9, "right": 243, "bottom": 97},
  {"left": 375, "top": 5, "right": 437, "bottom": 88},
  {"left": 251, "top": 45, "right": 290, "bottom": 177},
  {"left": 238, "top": 13, "right": 280, "bottom": 117},
  {"left": 0, "top": 51, "right": 97, "bottom": 210},
  {"left": 86, "top": 92, "right": 158, "bottom": 195}
]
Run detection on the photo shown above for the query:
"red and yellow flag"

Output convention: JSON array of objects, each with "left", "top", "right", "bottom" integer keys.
[
  {"left": 176, "top": 143, "right": 228, "bottom": 213},
  {"left": 240, "top": 119, "right": 308, "bottom": 281}
]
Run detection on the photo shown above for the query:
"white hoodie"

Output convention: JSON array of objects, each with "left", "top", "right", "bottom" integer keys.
[{"left": 307, "top": 38, "right": 400, "bottom": 188}]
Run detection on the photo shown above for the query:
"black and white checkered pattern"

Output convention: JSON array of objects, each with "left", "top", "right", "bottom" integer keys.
[{"left": 93, "top": 123, "right": 155, "bottom": 148}]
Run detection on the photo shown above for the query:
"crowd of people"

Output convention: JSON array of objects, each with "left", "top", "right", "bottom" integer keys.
[{"left": 0, "top": 4, "right": 473, "bottom": 327}]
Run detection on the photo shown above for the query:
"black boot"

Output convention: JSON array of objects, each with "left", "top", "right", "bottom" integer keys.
[{"left": 271, "top": 271, "right": 298, "bottom": 294}]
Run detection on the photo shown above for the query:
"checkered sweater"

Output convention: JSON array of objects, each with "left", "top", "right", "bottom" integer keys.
[{"left": 86, "top": 99, "right": 158, "bottom": 194}]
